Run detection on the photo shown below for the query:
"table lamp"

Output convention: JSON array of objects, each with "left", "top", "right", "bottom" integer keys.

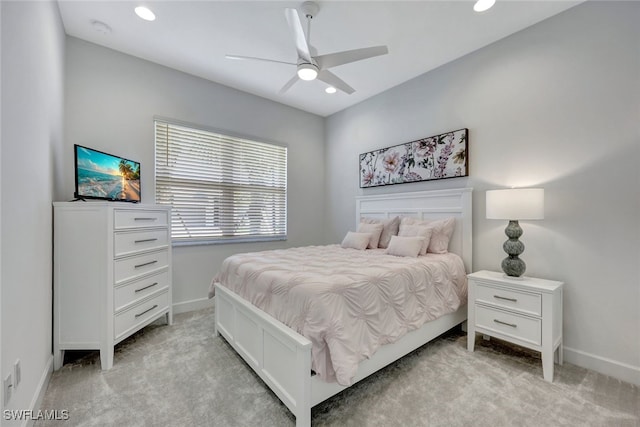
[{"left": 486, "top": 188, "right": 544, "bottom": 277}]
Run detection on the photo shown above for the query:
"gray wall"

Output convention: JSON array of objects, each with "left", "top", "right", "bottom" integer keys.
[
  {"left": 64, "top": 38, "right": 325, "bottom": 309},
  {"left": 325, "top": 2, "right": 640, "bottom": 383},
  {"left": 1, "top": 0, "right": 65, "bottom": 417}
]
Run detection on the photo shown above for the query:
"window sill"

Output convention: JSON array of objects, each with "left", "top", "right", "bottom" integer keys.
[{"left": 171, "top": 236, "right": 287, "bottom": 247}]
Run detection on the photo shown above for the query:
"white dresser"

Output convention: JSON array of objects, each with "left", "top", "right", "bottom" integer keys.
[
  {"left": 467, "top": 270, "right": 563, "bottom": 382},
  {"left": 53, "top": 202, "right": 173, "bottom": 370}
]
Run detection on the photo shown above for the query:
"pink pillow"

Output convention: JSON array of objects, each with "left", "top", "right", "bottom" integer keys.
[
  {"left": 398, "top": 224, "right": 433, "bottom": 255},
  {"left": 341, "top": 231, "right": 372, "bottom": 250},
  {"left": 385, "top": 236, "right": 424, "bottom": 258},
  {"left": 357, "top": 222, "right": 384, "bottom": 249},
  {"left": 360, "top": 216, "right": 400, "bottom": 248},
  {"left": 400, "top": 217, "right": 455, "bottom": 254}
]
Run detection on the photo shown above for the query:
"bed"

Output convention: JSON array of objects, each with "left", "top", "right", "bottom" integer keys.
[{"left": 212, "top": 188, "right": 472, "bottom": 426}]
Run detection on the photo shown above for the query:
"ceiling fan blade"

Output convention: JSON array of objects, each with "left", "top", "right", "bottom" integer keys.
[
  {"left": 284, "top": 8, "right": 312, "bottom": 63},
  {"left": 315, "top": 46, "right": 389, "bottom": 69},
  {"left": 278, "top": 74, "right": 299, "bottom": 94},
  {"left": 317, "top": 70, "right": 355, "bottom": 95},
  {"left": 225, "top": 54, "right": 297, "bottom": 66}
]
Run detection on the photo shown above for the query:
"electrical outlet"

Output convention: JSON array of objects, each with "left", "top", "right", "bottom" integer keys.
[
  {"left": 14, "top": 360, "right": 21, "bottom": 388},
  {"left": 4, "top": 374, "right": 12, "bottom": 405}
]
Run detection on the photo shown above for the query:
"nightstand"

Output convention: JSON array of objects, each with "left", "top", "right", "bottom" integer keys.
[{"left": 467, "top": 270, "right": 564, "bottom": 382}]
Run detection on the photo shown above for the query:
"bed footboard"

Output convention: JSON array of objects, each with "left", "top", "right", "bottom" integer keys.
[{"left": 215, "top": 283, "right": 312, "bottom": 427}]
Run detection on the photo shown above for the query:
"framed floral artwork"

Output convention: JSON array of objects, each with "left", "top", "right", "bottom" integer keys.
[{"left": 359, "top": 128, "right": 468, "bottom": 188}]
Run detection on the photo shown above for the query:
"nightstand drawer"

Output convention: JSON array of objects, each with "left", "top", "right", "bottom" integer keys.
[
  {"left": 475, "top": 304, "right": 541, "bottom": 346},
  {"left": 475, "top": 282, "right": 541, "bottom": 316}
]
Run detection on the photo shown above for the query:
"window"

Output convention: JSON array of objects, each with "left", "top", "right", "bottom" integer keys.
[{"left": 155, "top": 119, "right": 287, "bottom": 245}]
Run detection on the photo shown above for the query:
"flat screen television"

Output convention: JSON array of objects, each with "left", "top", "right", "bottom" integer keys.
[{"left": 74, "top": 144, "right": 141, "bottom": 203}]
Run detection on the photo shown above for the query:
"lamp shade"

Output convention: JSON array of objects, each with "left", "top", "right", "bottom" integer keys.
[{"left": 486, "top": 188, "right": 544, "bottom": 220}]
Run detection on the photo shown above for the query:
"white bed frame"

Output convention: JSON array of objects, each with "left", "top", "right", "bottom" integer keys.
[{"left": 214, "top": 188, "right": 473, "bottom": 426}]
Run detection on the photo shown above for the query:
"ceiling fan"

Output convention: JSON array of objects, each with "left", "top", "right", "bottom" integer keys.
[{"left": 225, "top": 1, "right": 389, "bottom": 95}]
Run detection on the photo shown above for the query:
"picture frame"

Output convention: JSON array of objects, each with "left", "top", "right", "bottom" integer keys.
[{"left": 359, "top": 128, "right": 468, "bottom": 188}]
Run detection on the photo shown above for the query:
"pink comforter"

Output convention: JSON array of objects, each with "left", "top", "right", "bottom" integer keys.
[{"left": 212, "top": 245, "right": 467, "bottom": 386}]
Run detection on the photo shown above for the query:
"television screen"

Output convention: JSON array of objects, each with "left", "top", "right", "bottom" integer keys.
[{"left": 74, "top": 145, "right": 141, "bottom": 203}]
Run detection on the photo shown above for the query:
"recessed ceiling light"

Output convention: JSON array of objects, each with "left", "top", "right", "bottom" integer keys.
[
  {"left": 473, "top": 0, "right": 496, "bottom": 12},
  {"left": 135, "top": 6, "right": 156, "bottom": 21},
  {"left": 325, "top": 86, "right": 337, "bottom": 94}
]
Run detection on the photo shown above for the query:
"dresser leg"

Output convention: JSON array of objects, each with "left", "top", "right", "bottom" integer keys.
[
  {"left": 166, "top": 310, "right": 173, "bottom": 326},
  {"left": 53, "top": 350, "right": 65, "bottom": 370},
  {"left": 558, "top": 342, "right": 564, "bottom": 365},
  {"left": 100, "top": 347, "right": 114, "bottom": 370},
  {"left": 542, "top": 350, "right": 554, "bottom": 382}
]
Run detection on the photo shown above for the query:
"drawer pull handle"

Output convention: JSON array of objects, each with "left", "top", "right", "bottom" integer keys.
[
  {"left": 134, "top": 217, "right": 157, "bottom": 221},
  {"left": 134, "top": 260, "right": 158, "bottom": 269},
  {"left": 494, "top": 295, "right": 517, "bottom": 302},
  {"left": 134, "top": 238, "right": 158, "bottom": 244},
  {"left": 494, "top": 319, "right": 517, "bottom": 328},
  {"left": 135, "top": 304, "right": 158, "bottom": 318},
  {"left": 135, "top": 282, "right": 158, "bottom": 293}
]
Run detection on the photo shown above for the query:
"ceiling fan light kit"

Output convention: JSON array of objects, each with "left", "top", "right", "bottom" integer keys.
[
  {"left": 297, "top": 63, "right": 319, "bottom": 81},
  {"left": 225, "top": 1, "right": 389, "bottom": 95}
]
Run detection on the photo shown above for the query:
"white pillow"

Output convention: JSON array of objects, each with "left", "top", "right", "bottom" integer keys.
[
  {"left": 361, "top": 216, "right": 400, "bottom": 248},
  {"left": 357, "top": 222, "right": 384, "bottom": 249},
  {"left": 341, "top": 231, "right": 372, "bottom": 250},
  {"left": 398, "top": 224, "right": 433, "bottom": 255},
  {"left": 400, "top": 217, "right": 455, "bottom": 254},
  {"left": 385, "top": 236, "right": 424, "bottom": 258}
]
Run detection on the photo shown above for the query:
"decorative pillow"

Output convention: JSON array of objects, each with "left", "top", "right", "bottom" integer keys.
[
  {"left": 341, "top": 231, "right": 372, "bottom": 250},
  {"left": 398, "top": 224, "right": 433, "bottom": 255},
  {"left": 400, "top": 217, "right": 455, "bottom": 254},
  {"left": 360, "top": 216, "right": 400, "bottom": 248},
  {"left": 385, "top": 236, "right": 424, "bottom": 258},
  {"left": 357, "top": 222, "right": 384, "bottom": 249}
]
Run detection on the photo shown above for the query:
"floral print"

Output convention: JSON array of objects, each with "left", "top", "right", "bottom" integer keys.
[
  {"left": 359, "top": 129, "right": 468, "bottom": 188},
  {"left": 382, "top": 151, "right": 400, "bottom": 174}
]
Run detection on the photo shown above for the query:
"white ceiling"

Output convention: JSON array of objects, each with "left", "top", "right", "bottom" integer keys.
[{"left": 57, "top": 1, "right": 581, "bottom": 117}]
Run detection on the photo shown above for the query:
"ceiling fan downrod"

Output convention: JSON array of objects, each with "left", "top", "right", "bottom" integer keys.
[{"left": 301, "top": 1, "right": 319, "bottom": 46}]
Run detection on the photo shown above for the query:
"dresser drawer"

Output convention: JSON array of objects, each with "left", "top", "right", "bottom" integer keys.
[
  {"left": 114, "top": 271, "right": 169, "bottom": 312},
  {"left": 114, "top": 229, "right": 169, "bottom": 257},
  {"left": 114, "top": 209, "right": 168, "bottom": 229},
  {"left": 475, "top": 282, "right": 541, "bottom": 316},
  {"left": 475, "top": 304, "right": 541, "bottom": 346},
  {"left": 114, "top": 249, "right": 169, "bottom": 285},
  {"left": 114, "top": 291, "right": 168, "bottom": 341}
]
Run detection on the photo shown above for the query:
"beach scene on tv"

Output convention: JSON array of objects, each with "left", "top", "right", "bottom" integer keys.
[{"left": 76, "top": 146, "right": 141, "bottom": 202}]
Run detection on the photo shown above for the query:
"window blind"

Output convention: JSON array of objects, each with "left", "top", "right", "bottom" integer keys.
[{"left": 155, "top": 120, "right": 287, "bottom": 245}]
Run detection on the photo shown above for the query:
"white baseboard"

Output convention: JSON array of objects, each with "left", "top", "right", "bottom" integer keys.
[
  {"left": 564, "top": 346, "right": 640, "bottom": 386},
  {"left": 23, "top": 355, "right": 53, "bottom": 427},
  {"left": 172, "top": 297, "right": 214, "bottom": 314}
]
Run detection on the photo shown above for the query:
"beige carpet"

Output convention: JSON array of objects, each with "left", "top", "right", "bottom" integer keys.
[{"left": 37, "top": 307, "right": 639, "bottom": 426}]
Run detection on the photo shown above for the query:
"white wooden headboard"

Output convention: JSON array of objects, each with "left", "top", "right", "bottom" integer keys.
[{"left": 356, "top": 188, "right": 473, "bottom": 273}]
